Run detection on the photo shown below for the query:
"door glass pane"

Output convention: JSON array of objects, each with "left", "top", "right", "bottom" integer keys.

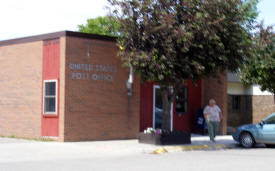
[
  {"left": 154, "top": 88, "right": 163, "bottom": 129},
  {"left": 175, "top": 87, "right": 188, "bottom": 114},
  {"left": 45, "top": 82, "right": 56, "bottom": 96}
]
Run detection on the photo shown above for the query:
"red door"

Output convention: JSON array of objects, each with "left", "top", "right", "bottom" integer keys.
[{"left": 173, "top": 80, "right": 202, "bottom": 132}]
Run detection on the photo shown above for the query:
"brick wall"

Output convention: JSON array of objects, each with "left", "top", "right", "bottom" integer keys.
[
  {"left": 63, "top": 37, "right": 140, "bottom": 141},
  {"left": 201, "top": 73, "right": 227, "bottom": 134},
  {"left": 252, "top": 95, "right": 275, "bottom": 123},
  {"left": 58, "top": 37, "right": 66, "bottom": 141},
  {"left": 0, "top": 42, "right": 42, "bottom": 138}
]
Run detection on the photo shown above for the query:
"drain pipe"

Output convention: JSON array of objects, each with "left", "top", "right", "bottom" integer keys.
[
  {"left": 126, "top": 66, "right": 134, "bottom": 96},
  {"left": 126, "top": 66, "right": 134, "bottom": 130}
]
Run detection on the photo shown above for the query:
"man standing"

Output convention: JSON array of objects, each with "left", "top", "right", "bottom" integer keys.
[{"left": 203, "top": 99, "right": 223, "bottom": 142}]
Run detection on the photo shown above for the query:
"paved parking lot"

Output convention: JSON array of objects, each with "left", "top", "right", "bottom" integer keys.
[
  {"left": 0, "top": 136, "right": 273, "bottom": 171},
  {"left": 0, "top": 137, "right": 35, "bottom": 143}
]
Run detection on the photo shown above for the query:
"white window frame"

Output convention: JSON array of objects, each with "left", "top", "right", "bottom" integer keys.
[
  {"left": 153, "top": 85, "right": 173, "bottom": 131},
  {"left": 43, "top": 80, "right": 58, "bottom": 115}
]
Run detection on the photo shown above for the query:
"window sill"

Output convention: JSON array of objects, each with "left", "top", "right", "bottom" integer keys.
[{"left": 43, "top": 113, "right": 58, "bottom": 118}]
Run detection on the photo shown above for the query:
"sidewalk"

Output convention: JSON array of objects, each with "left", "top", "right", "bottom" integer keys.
[{"left": 152, "top": 134, "right": 238, "bottom": 154}]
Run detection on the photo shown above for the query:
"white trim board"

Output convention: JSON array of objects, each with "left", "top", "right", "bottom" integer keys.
[{"left": 227, "top": 82, "right": 273, "bottom": 96}]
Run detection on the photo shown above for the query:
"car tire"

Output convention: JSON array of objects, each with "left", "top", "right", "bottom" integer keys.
[
  {"left": 239, "top": 132, "right": 255, "bottom": 148},
  {"left": 265, "top": 144, "right": 275, "bottom": 148}
]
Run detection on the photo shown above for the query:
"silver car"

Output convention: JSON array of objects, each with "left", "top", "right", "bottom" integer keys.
[{"left": 232, "top": 113, "right": 275, "bottom": 148}]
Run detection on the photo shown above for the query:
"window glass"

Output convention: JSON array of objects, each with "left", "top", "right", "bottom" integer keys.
[
  {"left": 45, "top": 82, "right": 56, "bottom": 96},
  {"left": 154, "top": 86, "right": 173, "bottom": 130},
  {"left": 175, "top": 87, "right": 188, "bottom": 114},
  {"left": 45, "top": 98, "right": 56, "bottom": 112},
  {"left": 232, "top": 95, "right": 241, "bottom": 110},
  {"left": 154, "top": 88, "right": 163, "bottom": 129},
  {"left": 264, "top": 115, "right": 275, "bottom": 124}
]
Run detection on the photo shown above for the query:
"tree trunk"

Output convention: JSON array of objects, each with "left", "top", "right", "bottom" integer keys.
[{"left": 161, "top": 86, "right": 172, "bottom": 131}]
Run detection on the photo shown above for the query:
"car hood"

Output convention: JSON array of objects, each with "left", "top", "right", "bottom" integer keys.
[{"left": 238, "top": 124, "right": 257, "bottom": 130}]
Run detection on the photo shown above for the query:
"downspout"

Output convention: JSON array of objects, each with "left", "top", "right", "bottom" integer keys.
[
  {"left": 126, "top": 66, "right": 134, "bottom": 131},
  {"left": 126, "top": 66, "right": 134, "bottom": 96}
]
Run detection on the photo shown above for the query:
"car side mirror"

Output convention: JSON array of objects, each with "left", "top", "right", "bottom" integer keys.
[{"left": 259, "top": 121, "right": 265, "bottom": 127}]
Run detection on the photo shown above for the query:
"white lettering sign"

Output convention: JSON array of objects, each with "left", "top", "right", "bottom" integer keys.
[{"left": 69, "top": 63, "right": 117, "bottom": 82}]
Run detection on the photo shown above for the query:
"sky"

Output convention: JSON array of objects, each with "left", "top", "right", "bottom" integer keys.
[{"left": 0, "top": 0, "right": 274, "bottom": 41}]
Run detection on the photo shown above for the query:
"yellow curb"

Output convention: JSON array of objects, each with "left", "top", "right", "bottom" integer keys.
[{"left": 152, "top": 144, "right": 227, "bottom": 154}]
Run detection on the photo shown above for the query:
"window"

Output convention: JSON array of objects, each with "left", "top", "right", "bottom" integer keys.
[
  {"left": 264, "top": 115, "right": 275, "bottom": 124},
  {"left": 175, "top": 87, "right": 188, "bottom": 114},
  {"left": 232, "top": 95, "right": 241, "bottom": 110},
  {"left": 43, "top": 80, "right": 57, "bottom": 114}
]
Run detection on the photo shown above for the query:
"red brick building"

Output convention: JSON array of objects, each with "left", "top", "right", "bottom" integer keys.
[{"left": 0, "top": 31, "right": 227, "bottom": 142}]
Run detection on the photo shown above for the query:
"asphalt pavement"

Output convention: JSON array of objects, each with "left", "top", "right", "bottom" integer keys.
[{"left": 0, "top": 135, "right": 273, "bottom": 171}]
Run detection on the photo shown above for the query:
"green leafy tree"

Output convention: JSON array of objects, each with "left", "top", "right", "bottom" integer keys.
[
  {"left": 240, "top": 23, "right": 275, "bottom": 93},
  {"left": 108, "top": 0, "right": 256, "bottom": 131},
  {"left": 78, "top": 16, "right": 120, "bottom": 37},
  {"left": 242, "top": 0, "right": 259, "bottom": 29}
]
